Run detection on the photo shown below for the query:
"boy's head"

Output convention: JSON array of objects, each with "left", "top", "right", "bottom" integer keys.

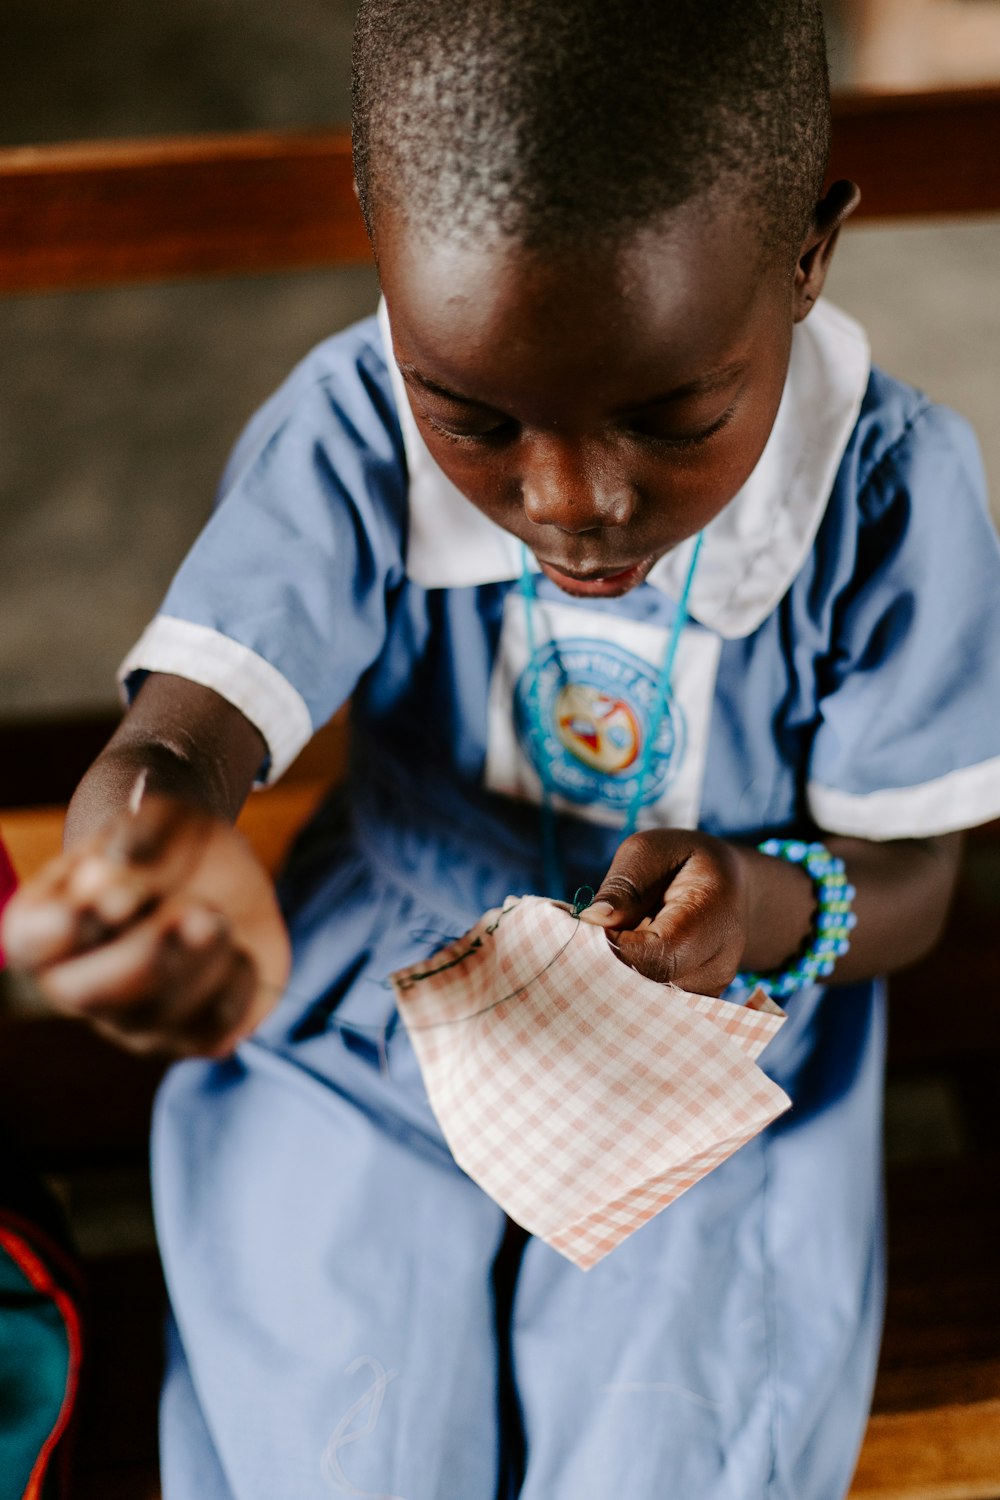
[{"left": 352, "top": 0, "right": 857, "bottom": 597}]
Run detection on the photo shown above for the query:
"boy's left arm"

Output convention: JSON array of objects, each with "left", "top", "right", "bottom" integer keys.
[
  {"left": 584, "top": 827, "right": 963, "bottom": 997},
  {"left": 586, "top": 399, "right": 1000, "bottom": 997}
]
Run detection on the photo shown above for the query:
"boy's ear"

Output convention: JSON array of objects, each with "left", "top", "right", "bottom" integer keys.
[{"left": 793, "top": 179, "right": 860, "bottom": 321}]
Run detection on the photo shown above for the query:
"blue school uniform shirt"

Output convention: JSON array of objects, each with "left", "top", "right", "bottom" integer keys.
[
  {"left": 125, "top": 301, "right": 1000, "bottom": 1500},
  {"left": 121, "top": 297, "right": 1000, "bottom": 926}
]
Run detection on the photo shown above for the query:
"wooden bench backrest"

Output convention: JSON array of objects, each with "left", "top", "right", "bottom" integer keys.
[{"left": 1, "top": 87, "right": 999, "bottom": 297}]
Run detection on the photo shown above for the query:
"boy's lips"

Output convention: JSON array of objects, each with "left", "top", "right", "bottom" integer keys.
[{"left": 537, "top": 556, "right": 655, "bottom": 597}]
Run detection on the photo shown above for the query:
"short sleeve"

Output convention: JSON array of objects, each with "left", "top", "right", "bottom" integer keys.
[
  {"left": 807, "top": 401, "right": 1000, "bottom": 839},
  {"left": 118, "top": 322, "right": 408, "bottom": 782}
]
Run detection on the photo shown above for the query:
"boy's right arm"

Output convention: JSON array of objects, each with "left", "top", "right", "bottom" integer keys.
[
  {"left": 2, "top": 674, "right": 292, "bottom": 1057},
  {"left": 65, "top": 673, "right": 267, "bottom": 840}
]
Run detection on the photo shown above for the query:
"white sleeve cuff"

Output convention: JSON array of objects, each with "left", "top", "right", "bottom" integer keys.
[
  {"left": 808, "top": 756, "right": 1000, "bottom": 839},
  {"left": 117, "top": 616, "right": 314, "bottom": 784}
]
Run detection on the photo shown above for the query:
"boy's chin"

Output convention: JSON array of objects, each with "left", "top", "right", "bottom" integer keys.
[{"left": 537, "top": 556, "right": 657, "bottom": 598}]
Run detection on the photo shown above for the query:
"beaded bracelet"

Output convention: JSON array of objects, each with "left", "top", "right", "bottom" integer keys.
[{"left": 734, "top": 838, "right": 857, "bottom": 1001}]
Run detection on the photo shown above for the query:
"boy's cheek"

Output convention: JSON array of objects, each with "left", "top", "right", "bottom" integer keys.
[
  {"left": 415, "top": 428, "right": 514, "bottom": 515},
  {"left": 419, "top": 418, "right": 778, "bottom": 529}
]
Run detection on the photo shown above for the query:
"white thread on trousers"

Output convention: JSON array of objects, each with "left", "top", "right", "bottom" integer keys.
[
  {"left": 321, "top": 1355, "right": 406, "bottom": 1500},
  {"left": 600, "top": 1380, "right": 723, "bottom": 1412}
]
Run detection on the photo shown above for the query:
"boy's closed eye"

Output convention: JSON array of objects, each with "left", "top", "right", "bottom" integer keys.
[
  {"left": 420, "top": 403, "right": 517, "bottom": 444},
  {"left": 405, "top": 372, "right": 744, "bottom": 451},
  {"left": 380, "top": 206, "right": 808, "bottom": 570},
  {"left": 625, "top": 398, "right": 740, "bottom": 449}
]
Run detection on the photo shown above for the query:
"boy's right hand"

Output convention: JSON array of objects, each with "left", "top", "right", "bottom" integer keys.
[{"left": 0, "top": 793, "right": 291, "bottom": 1057}]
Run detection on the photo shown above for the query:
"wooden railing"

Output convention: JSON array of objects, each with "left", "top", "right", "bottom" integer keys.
[{"left": 1, "top": 88, "right": 998, "bottom": 297}]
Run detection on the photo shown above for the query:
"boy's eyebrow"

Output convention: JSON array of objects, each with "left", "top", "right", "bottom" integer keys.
[
  {"left": 396, "top": 358, "right": 747, "bottom": 408},
  {"left": 623, "top": 361, "right": 747, "bottom": 410},
  {"left": 397, "top": 363, "right": 498, "bottom": 408}
]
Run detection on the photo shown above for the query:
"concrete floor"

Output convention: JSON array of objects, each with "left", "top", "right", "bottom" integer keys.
[{"left": 1, "top": 2, "right": 998, "bottom": 716}]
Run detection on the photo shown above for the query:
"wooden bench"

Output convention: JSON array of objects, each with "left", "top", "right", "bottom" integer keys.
[{"left": 3, "top": 86, "right": 1000, "bottom": 1498}]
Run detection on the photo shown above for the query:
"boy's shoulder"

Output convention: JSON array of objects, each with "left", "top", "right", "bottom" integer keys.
[
  {"left": 219, "top": 314, "right": 400, "bottom": 498},
  {"left": 842, "top": 362, "right": 987, "bottom": 524},
  {"left": 804, "top": 349, "right": 994, "bottom": 628},
  {"left": 287, "top": 313, "right": 390, "bottom": 396}
]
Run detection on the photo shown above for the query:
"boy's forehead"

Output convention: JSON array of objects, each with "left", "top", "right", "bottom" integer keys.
[{"left": 377, "top": 200, "right": 783, "bottom": 403}]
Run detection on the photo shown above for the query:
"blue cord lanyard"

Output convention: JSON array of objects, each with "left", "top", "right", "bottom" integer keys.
[{"left": 518, "top": 532, "right": 705, "bottom": 899}]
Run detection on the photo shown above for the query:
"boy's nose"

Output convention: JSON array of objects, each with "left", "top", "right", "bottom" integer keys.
[{"left": 520, "top": 440, "right": 636, "bottom": 533}]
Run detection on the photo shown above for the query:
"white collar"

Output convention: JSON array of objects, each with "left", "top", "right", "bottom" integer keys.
[{"left": 377, "top": 296, "right": 870, "bottom": 639}]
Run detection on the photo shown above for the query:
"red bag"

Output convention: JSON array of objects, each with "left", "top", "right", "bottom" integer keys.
[{"left": 0, "top": 836, "right": 15, "bottom": 967}]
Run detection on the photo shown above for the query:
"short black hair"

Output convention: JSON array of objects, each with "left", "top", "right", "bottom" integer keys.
[{"left": 352, "top": 0, "right": 830, "bottom": 260}]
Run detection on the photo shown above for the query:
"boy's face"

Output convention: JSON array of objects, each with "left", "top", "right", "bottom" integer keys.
[{"left": 378, "top": 201, "right": 802, "bottom": 598}]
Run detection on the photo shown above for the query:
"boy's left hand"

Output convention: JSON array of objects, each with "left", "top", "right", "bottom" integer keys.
[
  {"left": 582, "top": 830, "right": 752, "bottom": 995},
  {"left": 584, "top": 825, "right": 964, "bottom": 995}
]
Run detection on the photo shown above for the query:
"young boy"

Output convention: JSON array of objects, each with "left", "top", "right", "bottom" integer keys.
[{"left": 6, "top": 1, "right": 1000, "bottom": 1496}]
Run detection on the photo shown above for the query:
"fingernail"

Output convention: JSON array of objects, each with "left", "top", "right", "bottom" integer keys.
[
  {"left": 179, "top": 905, "right": 222, "bottom": 947},
  {"left": 5, "top": 903, "right": 71, "bottom": 951},
  {"left": 95, "top": 882, "right": 142, "bottom": 925},
  {"left": 580, "top": 900, "right": 616, "bottom": 923},
  {"left": 71, "top": 854, "right": 113, "bottom": 900}
]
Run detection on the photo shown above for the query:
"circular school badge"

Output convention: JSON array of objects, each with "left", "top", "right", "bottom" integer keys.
[{"left": 513, "top": 637, "right": 686, "bottom": 809}]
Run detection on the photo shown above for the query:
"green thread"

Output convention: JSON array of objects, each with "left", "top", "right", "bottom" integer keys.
[{"left": 572, "top": 885, "right": 595, "bottom": 915}]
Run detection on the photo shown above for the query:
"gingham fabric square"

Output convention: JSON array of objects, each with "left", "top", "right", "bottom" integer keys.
[{"left": 391, "top": 896, "right": 791, "bottom": 1269}]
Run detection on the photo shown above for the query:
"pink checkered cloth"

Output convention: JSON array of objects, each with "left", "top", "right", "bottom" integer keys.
[{"left": 391, "top": 895, "right": 790, "bottom": 1270}]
